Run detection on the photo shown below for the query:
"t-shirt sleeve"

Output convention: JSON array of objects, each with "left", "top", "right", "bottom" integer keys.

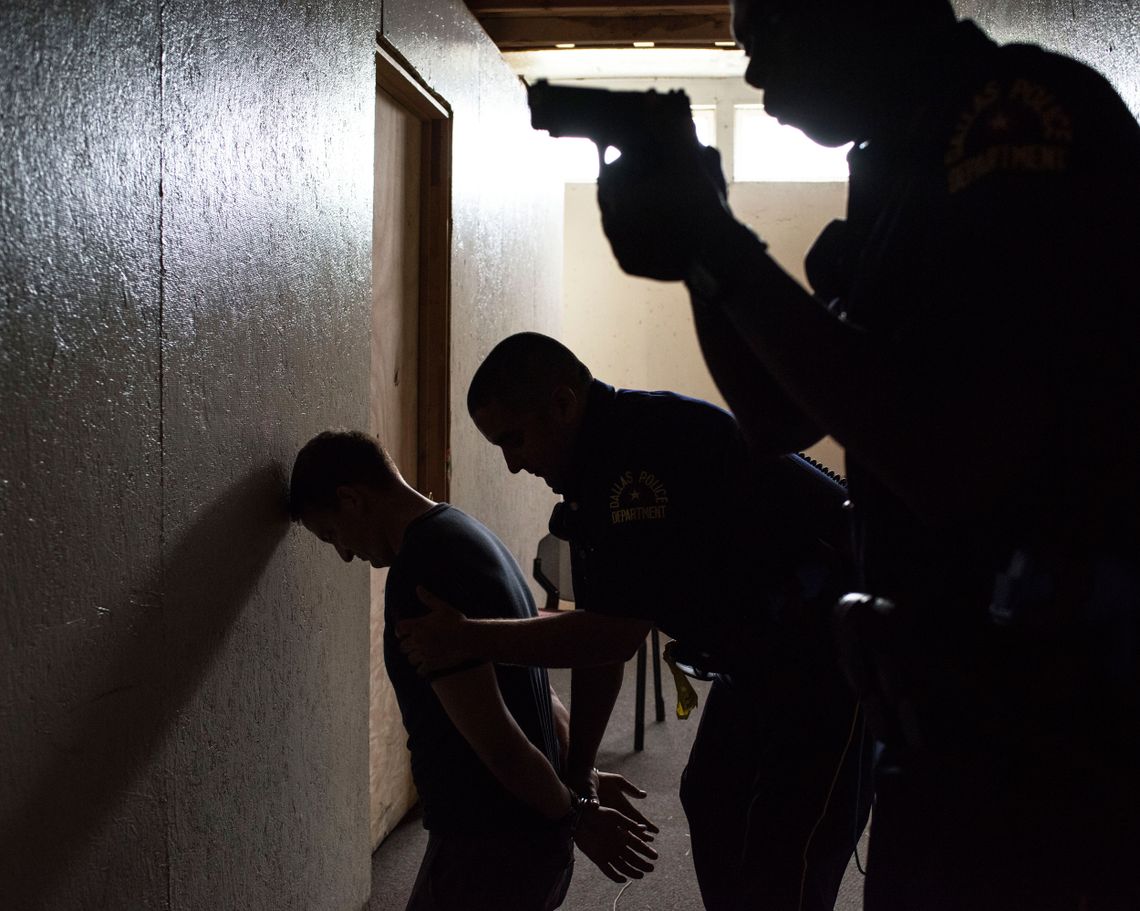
[{"left": 388, "top": 548, "right": 490, "bottom": 681}]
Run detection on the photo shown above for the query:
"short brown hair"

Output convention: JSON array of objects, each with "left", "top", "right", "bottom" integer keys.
[{"left": 288, "top": 430, "right": 400, "bottom": 520}]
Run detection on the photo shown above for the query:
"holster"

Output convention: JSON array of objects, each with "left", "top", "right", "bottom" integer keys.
[
  {"left": 833, "top": 592, "right": 928, "bottom": 751},
  {"left": 835, "top": 567, "right": 1140, "bottom": 769}
]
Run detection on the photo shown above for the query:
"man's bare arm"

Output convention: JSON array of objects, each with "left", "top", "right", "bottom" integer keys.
[
  {"left": 565, "top": 662, "right": 626, "bottom": 794},
  {"left": 433, "top": 659, "right": 657, "bottom": 882},
  {"left": 397, "top": 586, "right": 652, "bottom": 674},
  {"left": 431, "top": 663, "right": 573, "bottom": 820},
  {"left": 550, "top": 681, "right": 659, "bottom": 833},
  {"left": 563, "top": 661, "right": 659, "bottom": 882}
]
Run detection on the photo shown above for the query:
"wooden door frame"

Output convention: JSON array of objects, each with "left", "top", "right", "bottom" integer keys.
[{"left": 375, "top": 36, "right": 452, "bottom": 502}]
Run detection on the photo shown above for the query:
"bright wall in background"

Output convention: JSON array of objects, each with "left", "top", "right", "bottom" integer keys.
[
  {"left": 563, "top": 177, "right": 848, "bottom": 475},
  {"left": 557, "top": 76, "right": 848, "bottom": 474}
]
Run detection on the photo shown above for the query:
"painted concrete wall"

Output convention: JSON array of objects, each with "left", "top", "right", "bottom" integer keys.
[
  {"left": 382, "top": 2, "right": 566, "bottom": 566},
  {"left": 1, "top": 1, "right": 562, "bottom": 909},
  {"left": 564, "top": 181, "right": 847, "bottom": 398}
]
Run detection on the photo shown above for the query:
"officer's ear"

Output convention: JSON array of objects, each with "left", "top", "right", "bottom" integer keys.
[{"left": 549, "top": 384, "right": 582, "bottom": 425}]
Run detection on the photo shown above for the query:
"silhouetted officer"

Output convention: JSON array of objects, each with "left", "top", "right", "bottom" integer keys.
[{"left": 596, "top": 1, "right": 1140, "bottom": 907}]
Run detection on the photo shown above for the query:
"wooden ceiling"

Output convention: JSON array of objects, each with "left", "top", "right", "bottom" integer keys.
[{"left": 464, "top": 1, "right": 734, "bottom": 51}]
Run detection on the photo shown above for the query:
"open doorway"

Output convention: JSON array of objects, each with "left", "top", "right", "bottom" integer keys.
[{"left": 369, "top": 37, "right": 452, "bottom": 849}]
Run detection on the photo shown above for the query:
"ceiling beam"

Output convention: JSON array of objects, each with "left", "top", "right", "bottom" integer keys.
[
  {"left": 467, "top": 1, "right": 727, "bottom": 13},
  {"left": 479, "top": 12, "right": 732, "bottom": 49}
]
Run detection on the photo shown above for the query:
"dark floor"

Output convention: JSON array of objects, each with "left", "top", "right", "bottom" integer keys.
[{"left": 366, "top": 657, "right": 869, "bottom": 910}]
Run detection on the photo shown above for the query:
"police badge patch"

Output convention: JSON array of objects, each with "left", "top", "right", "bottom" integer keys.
[
  {"left": 608, "top": 469, "right": 670, "bottom": 524},
  {"left": 945, "top": 77, "right": 1073, "bottom": 193}
]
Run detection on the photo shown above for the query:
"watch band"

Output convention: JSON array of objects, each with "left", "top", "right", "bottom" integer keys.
[{"left": 560, "top": 789, "right": 600, "bottom": 832}]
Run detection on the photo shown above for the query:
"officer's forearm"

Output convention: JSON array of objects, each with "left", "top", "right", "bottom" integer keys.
[
  {"left": 690, "top": 291, "right": 824, "bottom": 457},
  {"left": 464, "top": 611, "right": 650, "bottom": 669},
  {"left": 718, "top": 256, "right": 947, "bottom": 518},
  {"left": 566, "top": 662, "right": 625, "bottom": 794},
  {"left": 550, "top": 684, "right": 571, "bottom": 765}
]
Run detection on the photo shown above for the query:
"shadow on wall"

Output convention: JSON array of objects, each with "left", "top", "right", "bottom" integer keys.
[{"left": 0, "top": 463, "right": 291, "bottom": 907}]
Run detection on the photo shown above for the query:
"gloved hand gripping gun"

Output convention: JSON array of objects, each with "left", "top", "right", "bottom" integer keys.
[{"left": 527, "top": 79, "right": 698, "bottom": 166}]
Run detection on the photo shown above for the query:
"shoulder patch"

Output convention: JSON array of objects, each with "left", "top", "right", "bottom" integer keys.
[
  {"left": 944, "top": 77, "right": 1073, "bottom": 193},
  {"left": 608, "top": 469, "right": 670, "bottom": 525}
]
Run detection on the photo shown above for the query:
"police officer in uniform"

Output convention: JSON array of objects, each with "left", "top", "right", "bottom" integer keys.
[
  {"left": 595, "top": 0, "right": 1140, "bottom": 908},
  {"left": 399, "top": 332, "right": 871, "bottom": 910}
]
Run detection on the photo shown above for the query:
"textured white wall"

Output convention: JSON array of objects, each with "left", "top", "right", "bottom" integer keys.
[
  {"left": 0, "top": 0, "right": 564, "bottom": 908},
  {"left": 1, "top": 0, "right": 377, "bottom": 907},
  {"left": 0, "top": 2, "right": 168, "bottom": 905},
  {"left": 158, "top": 2, "right": 376, "bottom": 907}
]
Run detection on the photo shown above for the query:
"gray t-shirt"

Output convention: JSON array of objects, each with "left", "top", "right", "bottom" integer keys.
[{"left": 383, "top": 504, "right": 562, "bottom": 833}]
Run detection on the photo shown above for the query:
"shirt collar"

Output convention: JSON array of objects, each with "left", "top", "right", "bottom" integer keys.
[{"left": 562, "top": 379, "right": 617, "bottom": 501}]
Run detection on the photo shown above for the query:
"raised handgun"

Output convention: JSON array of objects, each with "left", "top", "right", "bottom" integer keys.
[{"left": 527, "top": 79, "right": 697, "bottom": 160}]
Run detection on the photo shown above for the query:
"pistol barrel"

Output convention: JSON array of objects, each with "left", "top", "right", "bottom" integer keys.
[{"left": 527, "top": 79, "right": 693, "bottom": 151}]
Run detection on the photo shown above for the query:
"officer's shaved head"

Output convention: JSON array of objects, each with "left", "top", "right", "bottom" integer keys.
[
  {"left": 731, "top": 0, "right": 955, "bottom": 54},
  {"left": 468, "top": 333, "right": 593, "bottom": 416},
  {"left": 731, "top": 0, "right": 956, "bottom": 145}
]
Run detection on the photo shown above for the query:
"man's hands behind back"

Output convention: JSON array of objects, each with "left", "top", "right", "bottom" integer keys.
[
  {"left": 596, "top": 771, "right": 660, "bottom": 834},
  {"left": 574, "top": 799, "right": 658, "bottom": 883}
]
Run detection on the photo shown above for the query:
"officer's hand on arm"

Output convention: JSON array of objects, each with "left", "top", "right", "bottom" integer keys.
[
  {"left": 400, "top": 592, "right": 648, "bottom": 674},
  {"left": 573, "top": 800, "right": 658, "bottom": 883},
  {"left": 396, "top": 586, "right": 473, "bottom": 676},
  {"left": 596, "top": 771, "right": 660, "bottom": 834}
]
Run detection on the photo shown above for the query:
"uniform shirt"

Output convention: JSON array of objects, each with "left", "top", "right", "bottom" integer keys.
[
  {"left": 809, "top": 21, "right": 1140, "bottom": 611},
  {"left": 553, "top": 381, "right": 850, "bottom": 671},
  {"left": 383, "top": 504, "right": 562, "bottom": 833}
]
